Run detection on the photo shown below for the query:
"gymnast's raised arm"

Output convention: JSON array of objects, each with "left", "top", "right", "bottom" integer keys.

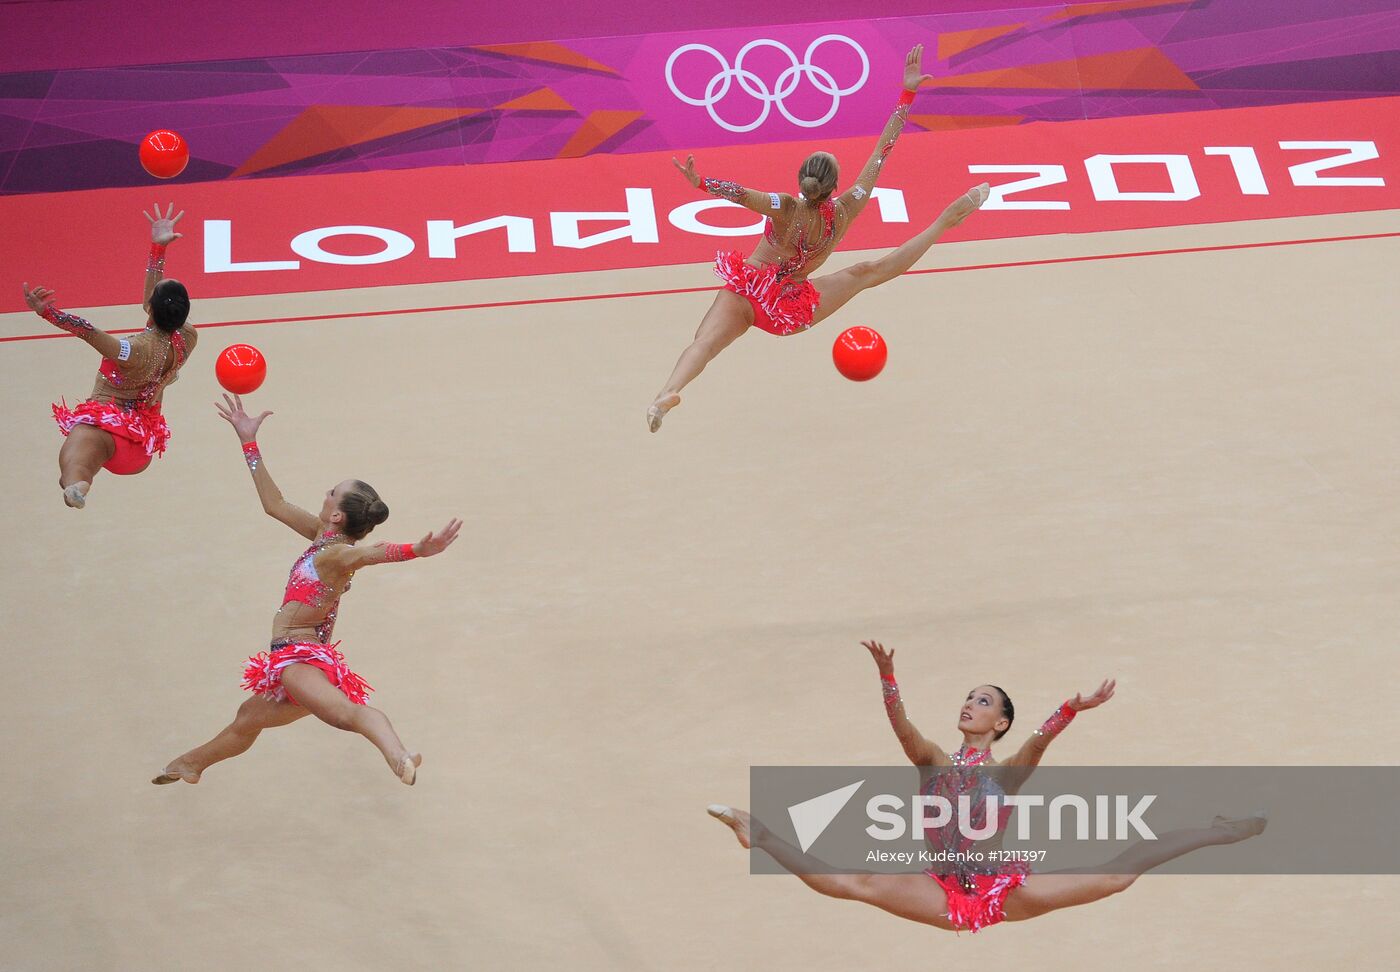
[
  {"left": 863, "top": 639, "right": 953, "bottom": 767},
  {"left": 216, "top": 393, "right": 321, "bottom": 540},
  {"left": 142, "top": 203, "right": 184, "bottom": 313},
  {"left": 836, "top": 44, "right": 931, "bottom": 221},
  {"left": 1000, "top": 679, "right": 1116, "bottom": 793}
]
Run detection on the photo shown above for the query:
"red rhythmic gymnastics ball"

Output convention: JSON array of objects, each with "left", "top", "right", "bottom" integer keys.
[
  {"left": 832, "top": 326, "right": 888, "bottom": 381},
  {"left": 216, "top": 344, "right": 267, "bottom": 394},
  {"left": 139, "top": 130, "right": 189, "bottom": 179}
]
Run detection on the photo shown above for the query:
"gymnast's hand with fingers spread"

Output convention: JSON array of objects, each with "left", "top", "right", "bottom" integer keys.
[
  {"left": 216, "top": 392, "right": 271, "bottom": 444},
  {"left": 862, "top": 639, "right": 896, "bottom": 678},
  {"left": 145, "top": 202, "right": 185, "bottom": 246},
  {"left": 903, "top": 43, "right": 934, "bottom": 92},
  {"left": 1067, "top": 679, "right": 1116, "bottom": 712},
  {"left": 410, "top": 518, "right": 462, "bottom": 559}
]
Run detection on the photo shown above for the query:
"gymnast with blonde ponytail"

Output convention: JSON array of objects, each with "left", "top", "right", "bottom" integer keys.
[
  {"left": 153, "top": 394, "right": 462, "bottom": 788},
  {"left": 648, "top": 44, "right": 992, "bottom": 432}
]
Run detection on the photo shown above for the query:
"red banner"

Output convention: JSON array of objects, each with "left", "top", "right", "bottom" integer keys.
[{"left": 5, "top": 96, "right": 1397, "bottom": 311}]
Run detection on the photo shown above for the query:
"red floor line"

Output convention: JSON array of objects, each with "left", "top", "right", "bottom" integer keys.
[{"left": 4, "top": 229, "right": 1396, "bottom": 345}]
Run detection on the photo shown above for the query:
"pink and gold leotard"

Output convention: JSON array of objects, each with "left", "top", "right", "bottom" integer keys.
[{"left": 241, "top": 533, "right": 373, "bottom": 706}]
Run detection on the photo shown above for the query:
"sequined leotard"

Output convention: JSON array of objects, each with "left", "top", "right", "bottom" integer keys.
[
  {"left": 880, "top": 673, "right": 1078, "bottom": 932},
  {"left": 48, "top": 308, "right": 196, "bottom": 463},
  {"left": 919, "top": 746, "right": 1028, "bottom": 932},
  {"left": 241, "top": 533, "right": 374, "bottom": 705},
  {"left": 274, "top": 532, "right": 354, "bottom": 645},
  {"left": 699, "top": 91, "right": 912, "bottom": 335}
]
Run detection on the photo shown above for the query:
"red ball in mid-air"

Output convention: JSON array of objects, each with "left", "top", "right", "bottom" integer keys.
[
  {"left": 216, "top": 344, "right": 267, "bottom": 394},
  {"left": 832, "top": 326, "right": 888, "bottom": 381},
  {"left": 139, "top": 130, "right": 189, "bottom": 179}
]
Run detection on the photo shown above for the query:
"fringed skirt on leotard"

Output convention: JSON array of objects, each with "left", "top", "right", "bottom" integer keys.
[
  {"left": 242, "top": 640, "right": 373, "bottom": 706},
  {"left": 713, "top": 251, "right": 821, "bottom": 336}
]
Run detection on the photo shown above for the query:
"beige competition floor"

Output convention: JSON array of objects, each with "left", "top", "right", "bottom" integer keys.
[{"left": 2, "top": 209, "right": 1398, "bottom": 970}]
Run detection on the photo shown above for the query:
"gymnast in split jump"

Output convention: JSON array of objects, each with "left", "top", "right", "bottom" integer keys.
[{"left": 648, "top": 45, "right": 990, "bottom": 431}]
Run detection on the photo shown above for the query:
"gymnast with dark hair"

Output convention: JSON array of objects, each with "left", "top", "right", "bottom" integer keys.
[
  {"left": 24, "top": 204, "right": 196, "bottom": 508},
  {"left": 708, "top": 640, "right": 1266, "bottom": 933}
]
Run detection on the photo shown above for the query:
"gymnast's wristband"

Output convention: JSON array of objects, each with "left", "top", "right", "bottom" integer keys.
[
  {"left": 241, "top": 439, "right": 262, "bottom": 472},
  {"left": 1034, "top": 701, "right": 1076, "bottom": 738},
  {"left": 880, "top": 671, "right": 902, "bottom": 713},
  {"left": 385, "top": 543, "right": 418, "bottom": 562},
  {"left": 147, "top": 242, "right": 167, "bottom": 273},
  {"left": 898, "top": 87, "right": 916, "bottom": 106}
]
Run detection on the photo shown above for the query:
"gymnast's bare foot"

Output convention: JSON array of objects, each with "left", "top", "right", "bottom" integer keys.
[
  {"left": 939, "top": 183, "right": 991, "bottom": 229},
  {"left": 393, "top": 751, "right": 423, "bottom": 785},
  {"left": 151, "top": 759, "right": 200, "bottom": 785},
  {"left": 708, "top": 804, "right": 766, "bottom": 849},
  {"left": 1212, "top": 812, "right": 1268, "bottom": 842},
  {"left": 648, "top": 394, "right": 681, "bottom": 433},
  {"left": 63, "top": 482, "right": 90, "bottom": 509}
]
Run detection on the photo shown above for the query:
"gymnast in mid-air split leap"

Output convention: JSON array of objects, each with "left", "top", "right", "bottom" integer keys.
[
  {"left": 25, "top": 204, "right": 195, "bottom": 508},
  {"left": 153, "top": 394, "right": 461, "bottom": 787},
  {"left": 647, "top": 44, "right": 991, "bottom": 432},
  {"left": 708, "top": 640, "right": 1267, "bottom": 933}
]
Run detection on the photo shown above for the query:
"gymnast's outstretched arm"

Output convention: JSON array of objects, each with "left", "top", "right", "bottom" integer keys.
[
  {"left": 863, "top": 639, "right": 953, "bottom": 767},
  {"left": 23, "top": 283, "right": 126, "bottom": 360},
  {"left": 321, "top": 519, "right": 463, "bottom": 572},
  {"left": 1001, "top": 680, "right": 1116, "bottom": 791},
  {"left": 215, "top": 393, "right": 321, "bottom": 540},
  {"left": 673, "top": 153, "right": 791, "bottom": 219}
]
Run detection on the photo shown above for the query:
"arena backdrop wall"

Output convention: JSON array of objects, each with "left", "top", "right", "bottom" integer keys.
[
  {"left": 1, "top": 95, "right": 1396, "bottom": 322},
  {"left": 0, "top": 0, "right": 1396, "bottom": 194}
]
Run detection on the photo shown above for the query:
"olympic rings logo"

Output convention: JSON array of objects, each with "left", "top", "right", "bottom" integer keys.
[{"left": 665, "top": 35, "right": 870, "bottom": 134}]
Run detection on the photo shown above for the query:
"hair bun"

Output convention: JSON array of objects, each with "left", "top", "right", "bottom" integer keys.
[
  {"left": 800, "top": 175, "right": 821, "bottom": 196},
  {"left": 368, "top": 499, "right": 390, "bottom": 525}
]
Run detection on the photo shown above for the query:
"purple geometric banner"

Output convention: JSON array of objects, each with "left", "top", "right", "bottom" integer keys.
[{"left": 2, "top": 0, "right": 1397, "bottom": 195}]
